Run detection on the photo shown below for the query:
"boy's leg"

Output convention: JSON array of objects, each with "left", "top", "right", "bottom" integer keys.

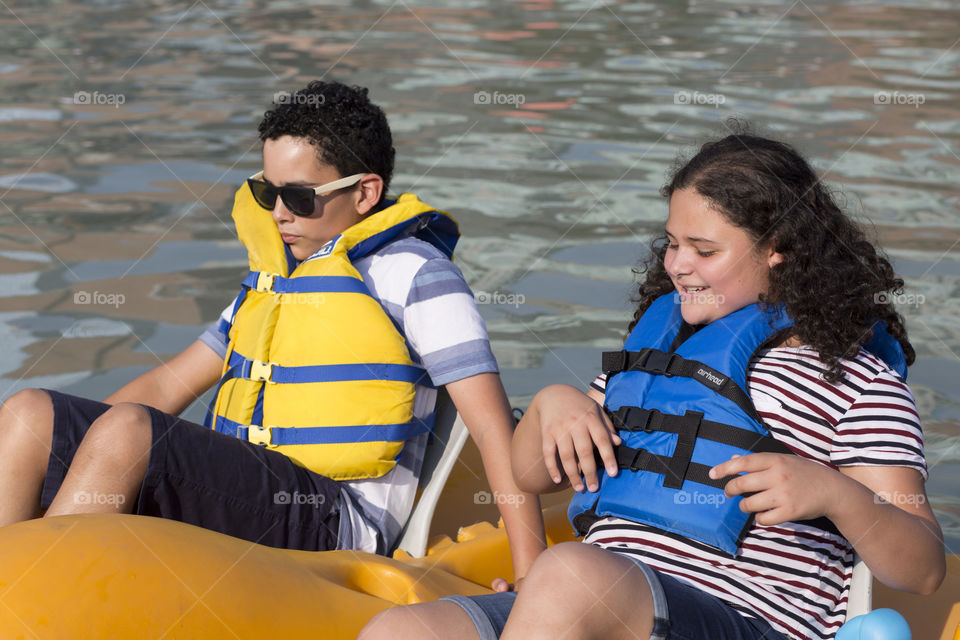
[
  {"left": 45, "top": 402, "right": 152, "bottom": 516},
  {"left": 0, "top": 389, "right": 56, "bottom": 526},
  {"left": 131, "top": 405, "right": 342, "bottom": 551}
]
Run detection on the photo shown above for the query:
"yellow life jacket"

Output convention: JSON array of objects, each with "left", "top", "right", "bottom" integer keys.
[{"left": 205, "top": 183, "right": 460, "bottom": 480}]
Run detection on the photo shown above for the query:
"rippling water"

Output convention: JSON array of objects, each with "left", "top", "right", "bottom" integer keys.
[{"left": 0, "top": 0, "right": 957, "bottom": 550}]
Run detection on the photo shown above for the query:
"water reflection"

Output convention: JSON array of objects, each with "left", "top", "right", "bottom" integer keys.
[{"left": 0, "top": 0, "right": 957, "bottom": 545}]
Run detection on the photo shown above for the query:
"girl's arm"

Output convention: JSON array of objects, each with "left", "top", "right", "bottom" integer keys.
[
  {"left": 445, "top": 373, "right": 547, "bottom": 582},
  {"left": 714, "top": 453, "right": 945, "bottom": 594},
  {"left": 511, "top": 384, "right": 620, "bottom": 495}
]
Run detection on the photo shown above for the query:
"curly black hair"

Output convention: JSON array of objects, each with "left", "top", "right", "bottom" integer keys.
[
  {"left": 630, "top": 121, "right": 914, "bottom": 383},
  {"left": 258, "top": 81, "right": 395, "bottom": 201}
]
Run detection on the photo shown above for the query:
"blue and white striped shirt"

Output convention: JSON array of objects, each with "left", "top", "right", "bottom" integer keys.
[{"left": 198, "top": 236, "right": 498, "bottom": 553}]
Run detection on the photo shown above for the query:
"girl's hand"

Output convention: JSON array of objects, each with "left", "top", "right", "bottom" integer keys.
[
  {"left": 491, "top": 577, "right": 523, "bottom": 593},
  {"left": 710, "top": 453, "right": 839, "bottom": 525},
  {"left": 536, "top": 385, "right": 621, "bottom": 492}
]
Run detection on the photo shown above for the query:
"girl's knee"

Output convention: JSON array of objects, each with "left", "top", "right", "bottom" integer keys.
[{"left": 358, "top": 606, "right": 428, "bottom": 640}]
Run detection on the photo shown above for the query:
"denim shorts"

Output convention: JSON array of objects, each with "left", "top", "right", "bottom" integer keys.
[
  {"left": 40, "top": 390, "right": 341, "bottom": 551},
  {"left": 442, "top": 554, "right": 787, "bottom": 640}
]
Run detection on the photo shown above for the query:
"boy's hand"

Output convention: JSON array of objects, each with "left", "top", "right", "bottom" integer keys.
[
  {"left": 537, "top": 386, "right": 621, "bottom": 493},
  {"left": 711, "top": 453, "right": 839, "bottom": 526}
]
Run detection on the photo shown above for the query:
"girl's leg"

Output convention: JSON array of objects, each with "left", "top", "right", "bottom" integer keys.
[
  {"left": 0, "top": 389, "right": 56, "bottom": 525},
  {"left": 45, "top": 402, "right": 151, "bottom": 516},
  {"left": 502, "top": 541, "right": 657, "bottom": 640},
  {"left": 359, "top": 600, "right": 483, "bottom": 640}
]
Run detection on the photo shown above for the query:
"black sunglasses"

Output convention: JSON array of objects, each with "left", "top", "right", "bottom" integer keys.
[{"left": 246, "top": 171, "right": 365, "bottom": 216}]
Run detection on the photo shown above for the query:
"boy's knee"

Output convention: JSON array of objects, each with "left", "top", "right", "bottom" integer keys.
[
  {"left": 0, "top": 388, "right": 53, "bottom": 432},
  {"left": 83, "top": 403, "right": 152, "bottom": 460}
]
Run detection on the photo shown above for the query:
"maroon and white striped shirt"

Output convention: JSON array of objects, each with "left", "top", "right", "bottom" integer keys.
[{"left": 586, "top": 346, "right": 925, "bottom": 640}]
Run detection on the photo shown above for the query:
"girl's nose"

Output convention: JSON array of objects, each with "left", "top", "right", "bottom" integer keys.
[{"left": 665, "top": 248, "right": 692, "bottom": 278}]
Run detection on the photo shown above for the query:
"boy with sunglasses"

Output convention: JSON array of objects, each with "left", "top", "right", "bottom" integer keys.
[{"left": 0, "top": 82, "right": 545, "bottom": 584}]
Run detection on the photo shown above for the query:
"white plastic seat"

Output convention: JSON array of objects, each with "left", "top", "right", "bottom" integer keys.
[
  {"left": 393, "top": 387, "right": 469, "bottom": 557},
  {"left": 845, "top": 553, "right": 873, "bottom": 622}
]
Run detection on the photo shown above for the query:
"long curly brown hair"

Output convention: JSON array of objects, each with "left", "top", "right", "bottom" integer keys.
[{"left": 630, "top": 124, "right": 914, "bottom": 383}]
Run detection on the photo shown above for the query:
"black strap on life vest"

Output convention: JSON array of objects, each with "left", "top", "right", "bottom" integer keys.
[
  {"left": 601, "top": 348, "right": 762, "bottom": 424},
  {"left": 608, "top": 407, "right": 841, "bottom": 537},
  {"left": 607, "top": 406, "right": 795, "bottom": 456}
]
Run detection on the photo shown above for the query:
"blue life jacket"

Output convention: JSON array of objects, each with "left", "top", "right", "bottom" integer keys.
[{"left": 567, "top": 294, "right": 908, "bottom": 556}]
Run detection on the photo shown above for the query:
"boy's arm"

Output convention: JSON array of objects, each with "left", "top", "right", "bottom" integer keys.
[
  {"left": 105, "top": 340, "right": 224, "bottom": 415},
  {"left": 445, "top": 372, "right": 547, "bottom": 582}
]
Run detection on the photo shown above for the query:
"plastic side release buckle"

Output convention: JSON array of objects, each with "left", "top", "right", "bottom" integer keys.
[
  {"left": 249, "top": 360, "right": 274, "bottom": 383},
  {"left": 248, "top": 424, "right": 273, "bottom": 446},
  {"left": 255, "top": 272, "right": 276, "bottom": 293}
]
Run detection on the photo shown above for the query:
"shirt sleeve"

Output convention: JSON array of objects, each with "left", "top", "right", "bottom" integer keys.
[
  {"left": 830, "top": 368, "right": 927, "bottom": 478},
  {"left": 590, "top": 373, "right": 607, "bottom": 394},
  {"left": 197, "top": 295, "right": 241, "bottom": 361},
  {"left": 401, "top": 257, "right": 499, "bottom": 386}
]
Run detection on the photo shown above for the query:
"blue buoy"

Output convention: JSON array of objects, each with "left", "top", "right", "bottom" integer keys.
[{"left": 835, "top": 609, "right": 911, "bottom": 640}]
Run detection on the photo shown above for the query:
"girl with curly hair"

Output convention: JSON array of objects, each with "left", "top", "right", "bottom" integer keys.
[{"left": 361, "top": 127, "right": 944, "bottom": 640}]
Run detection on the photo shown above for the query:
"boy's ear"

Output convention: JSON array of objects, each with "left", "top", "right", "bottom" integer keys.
[{"left": 355, "top": 174, "right": 385, "bottom": 215}]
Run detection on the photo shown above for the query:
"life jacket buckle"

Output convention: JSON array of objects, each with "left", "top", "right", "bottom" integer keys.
[
  {"left": 248, "top": 424, "right": 273, "bottom": 446},
  {"left": 641, "top": 349, "right": 677, "bottom": 376},
  {"left": 250, "top": 359, "right": 274, "bottom": 383},
  {"left": 255, "top": 272, "right": 276, "bottom": 293}
]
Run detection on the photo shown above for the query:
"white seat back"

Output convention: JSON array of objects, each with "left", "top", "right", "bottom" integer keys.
[
  {"left": 845, "top": 553, "right": 873, "bottom": 622},
  {"left": 393, "top": 387, "right": 469, "bottom": 557}
]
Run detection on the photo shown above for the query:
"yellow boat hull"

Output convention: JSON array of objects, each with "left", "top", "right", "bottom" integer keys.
[{"left": 0, "top": 506, "right": 955, "bottom": 639}]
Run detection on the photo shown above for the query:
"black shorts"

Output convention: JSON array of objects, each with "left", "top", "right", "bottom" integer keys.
[{"left": 40, "top": 390, "right": 341, "bottom": 551}]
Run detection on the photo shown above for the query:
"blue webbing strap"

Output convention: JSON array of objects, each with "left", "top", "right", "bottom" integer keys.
[{"left": 214, "top": 412, "right": 436, "bottom": 445}]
